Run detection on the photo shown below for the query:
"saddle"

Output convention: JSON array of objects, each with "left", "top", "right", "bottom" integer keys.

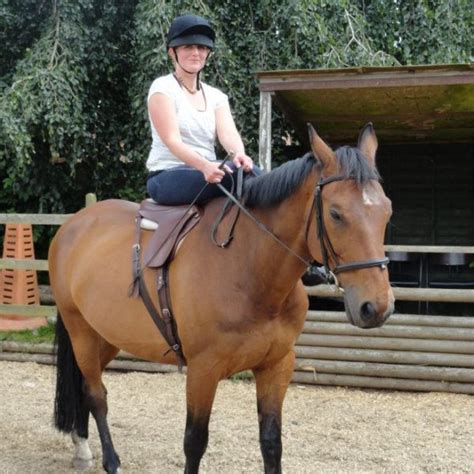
[
  {"left": 130, "top": 199, "right": 201, "bottom": 370},
  {"left": 138, "top": 199, "right": 200, "bottom": 268}
]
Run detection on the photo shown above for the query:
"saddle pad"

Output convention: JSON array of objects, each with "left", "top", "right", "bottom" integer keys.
[{"left": 139, "top": 200, "right": 200, "bottom": 268}]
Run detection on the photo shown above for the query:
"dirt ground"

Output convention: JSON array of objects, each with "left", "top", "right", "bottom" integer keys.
[{"left": 1, "top": 361, "right": 473, "bottom": 473}]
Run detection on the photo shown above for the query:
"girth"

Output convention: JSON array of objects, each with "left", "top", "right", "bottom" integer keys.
[{"left": 136, "top": 266, "right": 185, "bottom": 369}]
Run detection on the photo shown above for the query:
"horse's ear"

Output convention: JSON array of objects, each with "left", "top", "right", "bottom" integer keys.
[
  {"left": 357, "top": 122, "right": 378, "bottom": 166},
  {"left": 307, "top": 123, "right": 337, "bottom": 173}
]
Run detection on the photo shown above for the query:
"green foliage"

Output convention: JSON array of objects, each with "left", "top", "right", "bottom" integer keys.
[
  {"left": 1, "top": 0, "right": 472, "bottom": 216},
  {"left": 1, "top": 0, "right": 141, "bottom": 214},
  {"left": 0, "top": 320, "right": 55, "bottom": 343},
  {"left": 359, "top": 0, "right": 473, "bottom": 65},
  {"left": 0, "top": 0, "right": 53, "bottom": 78}
]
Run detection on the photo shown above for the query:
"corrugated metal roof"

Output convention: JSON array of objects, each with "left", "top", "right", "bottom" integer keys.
[{"left": 257, "top": 64, "right": 474, "bottom": 145}]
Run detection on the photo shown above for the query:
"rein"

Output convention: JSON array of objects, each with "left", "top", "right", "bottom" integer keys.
[
  {"left": 216, "top": 182, "right": 313, "bottom": 268},
  {"left": 211, "top": 166, "right": 243, "bottom": 247},
  {"left": 215, "top": 172, "right": 389, "bottom": 289}
]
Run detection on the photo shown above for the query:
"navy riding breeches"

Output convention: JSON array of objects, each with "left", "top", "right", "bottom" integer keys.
[{"left": 146, "top": 163, "right": 262, "bottom": 206}]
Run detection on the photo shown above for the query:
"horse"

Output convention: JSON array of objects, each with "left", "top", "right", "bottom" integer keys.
[{"left": 49, "top": 124, "right": 394, "bottom": 473}]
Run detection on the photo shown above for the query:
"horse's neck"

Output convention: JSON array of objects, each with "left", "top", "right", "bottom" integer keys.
[{"left": 241, "top": 175, "right": 315, "bottom": 305}]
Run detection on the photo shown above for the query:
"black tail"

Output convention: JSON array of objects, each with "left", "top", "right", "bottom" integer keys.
[{"left": 54, "top": 314, "right": 85, "bottom": 433}]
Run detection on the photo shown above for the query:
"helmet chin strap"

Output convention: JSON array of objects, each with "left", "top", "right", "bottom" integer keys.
[{"left": 172, "top": 48, "right": 211, "bottom": 91}]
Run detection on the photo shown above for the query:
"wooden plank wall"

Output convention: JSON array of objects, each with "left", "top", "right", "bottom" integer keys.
[{"left": 293, "top": 310, "right": 474, "bottom": 394}]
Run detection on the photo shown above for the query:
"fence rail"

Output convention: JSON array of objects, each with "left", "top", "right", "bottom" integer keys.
[
  {"left": 0, "top": 258, "right": 49, "bottom": 271},
  {"left": 0, "top": 214, "right": 72, "bottom": 225},
  {"left": 307, "top": 284, "right": 474, "bottom": 303}
]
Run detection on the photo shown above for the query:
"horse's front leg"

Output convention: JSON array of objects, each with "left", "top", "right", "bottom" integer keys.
[
  {"left": 183, "top": 361, "right": 220, "bottom": 474},
  {"left": 253, "top": 351, "right": 295, "bottom": 474}
]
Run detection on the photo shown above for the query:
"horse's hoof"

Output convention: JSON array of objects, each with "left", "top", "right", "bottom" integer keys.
[
  {"left": 104, "top": 466, "right": 121, "bottom": 474},
  {"left": 103, "top": 460, "right": 121, "bottom": 474},
  {"left": 72, "top": 456, "right": 94, "bottom": 471}
]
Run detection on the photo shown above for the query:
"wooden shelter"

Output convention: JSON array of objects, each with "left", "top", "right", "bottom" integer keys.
[
  {"left": 257, "top": 64, "right": 474, "bottom": 392},
  {"left": 258, "top": 64, "right": 473, "bottom": 160},
  {"left": 257, "top": 63, "right": 474, "bottom": 250}
]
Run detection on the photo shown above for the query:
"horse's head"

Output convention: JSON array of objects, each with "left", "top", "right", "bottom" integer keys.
[{"left": 306, "top": 123, "right": 394, "bottom": 328}]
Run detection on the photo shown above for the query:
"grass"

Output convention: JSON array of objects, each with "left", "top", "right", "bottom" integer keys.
[
  {"left": 0, "top": 320, "right": 56, "bottom": 344},
  {"left": 230, "top": 370, "right": 254, "bottom": 382}
]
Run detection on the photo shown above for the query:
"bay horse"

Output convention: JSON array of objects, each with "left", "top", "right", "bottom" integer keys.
[{"left": 49, "top": 124, "right": 394, "bottom": 473}]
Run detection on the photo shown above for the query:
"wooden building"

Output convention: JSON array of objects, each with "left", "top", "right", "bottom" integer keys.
[
  {"left": 258, "top": 64, "right": 474, "bottom": 392},
  {"left": 257, "top": 64, "right": 473, "bottom": 293},
  {"left": 257, "top": 64, "right": 473, "bottom": 246}
]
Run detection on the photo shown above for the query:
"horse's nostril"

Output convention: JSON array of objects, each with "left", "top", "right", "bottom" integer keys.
[{"left": 360, "top": 301, "right": 376, "bottom": 322}]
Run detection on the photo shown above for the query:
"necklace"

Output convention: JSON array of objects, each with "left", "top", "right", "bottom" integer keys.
[{"left": 173, "top": 74, "right": 200, "bottom": 94}]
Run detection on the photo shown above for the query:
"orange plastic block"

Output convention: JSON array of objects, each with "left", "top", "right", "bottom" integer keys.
[{"left": 0, "top": 224, "right": 46, "bottom": 331}]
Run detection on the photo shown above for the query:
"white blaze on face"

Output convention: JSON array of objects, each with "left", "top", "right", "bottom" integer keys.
[{"left": 362, "top": 186, "right": 380, "bottom": 207}]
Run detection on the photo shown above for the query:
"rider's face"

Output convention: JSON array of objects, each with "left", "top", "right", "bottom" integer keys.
[{"left": 170, "top": 45, "right": 210, "bottom": 74}]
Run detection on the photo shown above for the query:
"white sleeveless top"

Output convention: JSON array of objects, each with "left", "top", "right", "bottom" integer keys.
[{"left": 146, "top": 74, "right": 228, "bottom": 171}]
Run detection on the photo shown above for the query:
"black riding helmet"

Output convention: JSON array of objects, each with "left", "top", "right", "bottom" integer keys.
[{"left": 167, "top": 14, "right": 215, "bottom": 50}]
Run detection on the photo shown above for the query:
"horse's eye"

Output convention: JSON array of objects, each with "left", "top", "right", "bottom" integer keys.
[{"left": 330, "top": 209, "right": 342, "bottom": 221}]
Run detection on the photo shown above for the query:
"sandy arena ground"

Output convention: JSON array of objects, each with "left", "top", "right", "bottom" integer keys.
[{"left": 0, "top": 361, "right": 473, "bottom": 473}]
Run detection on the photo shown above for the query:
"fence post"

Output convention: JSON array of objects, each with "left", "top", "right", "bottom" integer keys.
[{"left": 85, "top": 193, "right": 97, "bottom": 207}]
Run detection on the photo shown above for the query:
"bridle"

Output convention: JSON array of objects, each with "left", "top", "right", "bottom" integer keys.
[
  {"left": 214, "top": 170, "right": 389, "bottom": 290},
  {"left": 312, "top": 175, "right": 389, "bottom": 288}
]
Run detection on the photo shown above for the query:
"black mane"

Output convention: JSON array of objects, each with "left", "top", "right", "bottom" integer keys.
[
  {"left": 244, "top": 147, "right": 380, "bottom": 209},
  {"left": 244, "top": 153, "right": 318, "bottom": 208}
]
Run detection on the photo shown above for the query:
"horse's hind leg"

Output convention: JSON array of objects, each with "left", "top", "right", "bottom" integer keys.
[
  {"left": 82, "top": 340, "right": 121, "bottom": 473},
  {"left": 74, "top": 340, "right": 120, "bottom": 470},
  {"left": 253, "top": 352, "right": 295, "bottom": 474},
  {"left": 55, "top": 314, "right": 94, "bottom": 470},
  {"left": 55, "top": 312, "right": 121, "bottom": 473},
  {"left": 71, "top": 393, "right": 92, "bottom": 470}
]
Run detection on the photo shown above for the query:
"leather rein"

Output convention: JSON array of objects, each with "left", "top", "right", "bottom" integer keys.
[{"left": 216, "top": 172, "right": 389, "bottom": 290}]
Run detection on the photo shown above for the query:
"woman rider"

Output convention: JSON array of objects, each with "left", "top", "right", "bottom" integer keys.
[{"left": 146, "top": 14, "right": 260, "bottom": 206}]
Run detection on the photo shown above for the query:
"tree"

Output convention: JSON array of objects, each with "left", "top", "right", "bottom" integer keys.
[{"left": 1, "top": 0, "right": 472, "bottom": 216}]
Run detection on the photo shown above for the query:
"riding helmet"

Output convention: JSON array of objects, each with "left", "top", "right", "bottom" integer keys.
[{"left": 167, "top": 14, "right": 215, "bottom": 50}]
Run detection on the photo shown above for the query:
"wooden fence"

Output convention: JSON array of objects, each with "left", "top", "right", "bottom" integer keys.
[
  {"left": 0, "top": 194, "right": 96, "bottom": 319},
  {"left": 1, "top": 202, "right": 473, "bottom": 394}
]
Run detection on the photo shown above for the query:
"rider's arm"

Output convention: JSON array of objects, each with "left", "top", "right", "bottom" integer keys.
[
  {"left": 215, "top": 104, "right": 253, "bottom": 171},
  {"left": 148, "top": 93, "right": 224, "bottom": 182}
]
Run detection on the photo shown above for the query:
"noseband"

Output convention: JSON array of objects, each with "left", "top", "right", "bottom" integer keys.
[{"left": 312, "top": 175, "right": 389, "bottom": 287}]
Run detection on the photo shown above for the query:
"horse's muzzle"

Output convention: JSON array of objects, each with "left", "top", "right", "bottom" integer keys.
[
  {"left": 359, "top": 300, "right": 394, "bottom": 328},
  {"left": 344, "top": 287, "right": 394, "bottom": 328}
]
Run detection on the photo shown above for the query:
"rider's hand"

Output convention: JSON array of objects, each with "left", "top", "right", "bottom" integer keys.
[
  {"left": 232, "top": 152, "right": 253, "bottom": 172},
  {"left": 199, "top": 161, "right": 226, "bottom": 184}
]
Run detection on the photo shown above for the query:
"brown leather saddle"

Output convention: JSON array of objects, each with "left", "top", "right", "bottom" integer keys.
[
  {"left": 129, "top": 199, "right": 201, "bottom": 370},
  {"left": 139, "top": 199, "right": 200, "bottom": 268}
]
